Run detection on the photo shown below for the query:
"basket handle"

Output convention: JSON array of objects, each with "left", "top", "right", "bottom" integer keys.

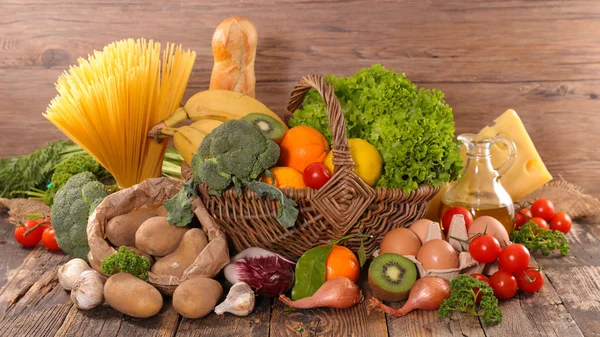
[{"left": 286, "top": 75, "right": 354, "bottom": 172}]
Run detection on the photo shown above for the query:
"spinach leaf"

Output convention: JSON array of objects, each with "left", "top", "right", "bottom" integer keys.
[{"left": 291, "top": 245, "right": 334, "bottom": 300}]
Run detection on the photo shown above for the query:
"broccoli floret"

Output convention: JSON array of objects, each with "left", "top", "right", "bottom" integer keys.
[
  {"left": 191, "top": 120, "right": 280, "bottom": 195},
  {"left": 51, "top": 172, "right": 108, "bottom": 260},
  {"left": 44, "top": 154, "right": 109, "bottom": 205}
]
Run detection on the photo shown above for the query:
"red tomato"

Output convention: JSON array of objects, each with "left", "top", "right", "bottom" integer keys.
[
  {"left": 441, "top": 206, "right": 474, "bottom": 235},
  {"left": 42, "top": 227, "right": 61, "bottom": 251},
  {"left": 515, "top": 267, "right": 544, "bottom": 293},
  {"left": 469, "top": 235, "right": 501, "bottom": 263},
  {"left": 531, "top": 198, "right": 555, "bottom": 222},
  {"left": 514, "top": 209, "right": 532, "bottom": 230},
  {"left": 303, "top": 163, "right": 332, "bottom": 189},
  {"left": 530, "top": 217, "right": 549, "bottom": 230},
  {"left": 471, "top": 273, "right": 491, "bottom": 303},
  {"left": 498, "top": 244, "right": 530, "bottom": 273},
  {"left": 13, "top": 220, "right": 44, "bottom": 247},
  {"left": 490, "top": 270, "right": 518, "bottom": 300},
  {"left": 550, "top": 212, "right": 572, "bottom": 234}
]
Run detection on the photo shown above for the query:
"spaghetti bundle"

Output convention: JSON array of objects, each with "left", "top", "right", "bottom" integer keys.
[{"left": 44, "top": 39, "right": 196, "bottom": 187}]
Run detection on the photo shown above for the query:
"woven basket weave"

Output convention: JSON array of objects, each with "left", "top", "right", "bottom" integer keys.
[{"left": 182, "top": 75, "right": 439, "bottom": 260}]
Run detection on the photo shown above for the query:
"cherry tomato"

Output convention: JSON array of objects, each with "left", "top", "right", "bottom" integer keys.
[
  {"left": 490, "top": 270, "right": 518, "bottom": 300},
  {"left": 498, "top": 244, "right": 530, "bottom": 273},
  {"left": 441, "top": 206, "right": 474, "bottom": 235},
  {"left": 471, "top": 273, "right": 491, "bottom": 303},
  {"left": 550, "top": 212, "right": 572, "bottom": 234},
  {"left": 13, "top": 220, "right": 44, "bottom": 247},
  {"left": 530, "top": 217, "right": 549, "bottom": 230},
  {"left": 531, "top": 198, "right": 555, "bottom": 222},
  {"left": 469, "top": 235, "right": 501, "bottom": 263},
  {"left": 515, "top": 267, "right": 544, "bottom": 293},
  {"left": 42, "top": 227, "right": 61, "bottom": 251},
  {"left": 303, "top": 163, "right": 332, "bottom": 189},
  {"left": 514, "top": 208, "right": 532, "bottom": 230}
]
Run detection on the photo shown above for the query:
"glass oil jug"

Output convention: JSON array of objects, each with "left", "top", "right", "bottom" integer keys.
[{"left": 441, "top": 133, "right": 517, "bottom": 234}]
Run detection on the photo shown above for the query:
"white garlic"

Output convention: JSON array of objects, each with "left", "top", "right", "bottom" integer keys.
[
  {"left": 214, "top": 282, "right": 255, "bottom": 316},
  {"left": 58, "top": 258, "right": 91, "bottom": 291},
  {"left": 70, "top": 270, "right": 104, "bottom": 310}
]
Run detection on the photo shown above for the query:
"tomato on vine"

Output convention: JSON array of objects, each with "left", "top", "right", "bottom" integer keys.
[
  {"left": 42, "top": 227, "right": 61, "bottom": 251},
  {"left": 14, "top": 219, "right": 44, "bottom": 247},
  {"left": 469, "top": 235, "right": 501, "bottom": 263},
  {"left": 550, "top": 212, "right": 572, "bottom": 234},
  {"left": 498, "top": 244, "right": 530, "bottom": 273},
  {"left": 490, "top": 270, "right": 518, "bottom": 300},
  {"left": 531, "top": 198, "right": 555, "bottom": 222},
  {"left": 515, "top": 267, "right": 544, "bottom": 293},
  {"left": 530, "top": 217, "right": 549, "bottom": 230},
  {"left": 441, "top": 206, "right": 473, "bottom": 235},
  {"left": 515, "top": 208, "right": 532, "bottom": 230}
]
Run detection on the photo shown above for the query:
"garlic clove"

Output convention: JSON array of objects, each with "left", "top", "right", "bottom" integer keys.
[
  {"left": 58, "top": 258, "right": 91, "bottom": 291},
  {"left": 214, "top": 282, "right": 255, "bottom": 316},
  {"left": 71, "top": 270, "right": 105, "bottom": 310}
]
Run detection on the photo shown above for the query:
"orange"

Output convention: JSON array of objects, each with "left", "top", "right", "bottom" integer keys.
[
  {"left": 325, "top": 245, "right": 360, "bottom": 282},
  {"left": 278, "top": 126, "right": 330, "bottom": 173},
  {"left": 262, "top": 166, "right": 306, "bottom": 189}
]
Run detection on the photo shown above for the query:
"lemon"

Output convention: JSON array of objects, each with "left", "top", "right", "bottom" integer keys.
[{"left": 324, "top": 138, "right": 382, "bottom": 186}]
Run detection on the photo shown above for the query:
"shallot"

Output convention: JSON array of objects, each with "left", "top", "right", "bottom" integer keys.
[
  {"left": 279, "top": 277, "right": 362, "bottom": 309},
  {"left": 369, "top": 276, "right": 450, "bottom": 317}
]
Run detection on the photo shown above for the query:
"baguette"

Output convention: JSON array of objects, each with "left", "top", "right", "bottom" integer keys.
[{"left": 210, "top": 16, "right": 257, "bottom": 97}]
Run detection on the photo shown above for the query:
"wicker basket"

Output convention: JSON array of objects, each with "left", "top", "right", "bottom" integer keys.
[{"left": 183, "top": 75, "right": 439, "bottom": 260}]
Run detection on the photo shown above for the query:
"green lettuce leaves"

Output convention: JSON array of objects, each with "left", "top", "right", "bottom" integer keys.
[{"left": 289, "top": 64, "right": 462, "bottom": 192}]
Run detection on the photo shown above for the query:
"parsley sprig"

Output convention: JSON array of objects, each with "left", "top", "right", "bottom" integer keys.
[
  {"left": 439, "top": 274, "right": 502, "bottom": 326},
  {"left": 510, "top": 222, "right": 570, "bottom": 256}
]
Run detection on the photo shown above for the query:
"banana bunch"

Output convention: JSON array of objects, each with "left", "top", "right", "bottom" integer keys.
[{"left": 149, "top": 90, "right": 287, "bottom": 165}]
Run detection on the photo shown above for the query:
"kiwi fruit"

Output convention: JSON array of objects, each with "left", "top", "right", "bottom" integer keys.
[
  {"left": 368, "top": 253, "right": 418, "bottom": 301},
  {"left": 242, "top": 113, "right": 286, "bottom": 143}
]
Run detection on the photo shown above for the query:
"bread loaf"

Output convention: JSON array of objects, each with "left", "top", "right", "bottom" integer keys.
[{"left": 210, "top": 16, "right": 257, "bottom": 97}]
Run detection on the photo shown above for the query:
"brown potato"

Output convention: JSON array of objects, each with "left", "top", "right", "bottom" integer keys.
[
  {"left": 151, "top": 228, "right": 208, "bottom": 277},
  {"left": 173, "top": 278, "right": 222, "bottom": 319},
  {"left": 104, "top": 273, "right": 163, "bottom": 318},
  {"left": 154, "top": 205, "right": 168, "bottom": 217},
  {"left": 135, "top": 216, "right": 188, "bottom": 257},
  {"left": 106, "top": 210, "right": 156, "bottom": 247}
]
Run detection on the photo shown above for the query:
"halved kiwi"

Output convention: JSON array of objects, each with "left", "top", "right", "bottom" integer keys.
[
  {"left": 368, "top": 253, "right": 418, "bottom": 301},
  {"left": 242, "top": 113, "right": 286, "bottom": 143}
]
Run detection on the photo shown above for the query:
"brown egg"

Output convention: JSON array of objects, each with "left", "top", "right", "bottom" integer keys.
[
  {"left": 416, "top": 239, "right": 459, "bottom": 270},
  {"left": 468, "top": 216, "right": 510, "bottom": 245},
  {"left": 408, "top": 219, "right": 433, "bottom": 244},
  {"left": 379, "top": 228, "right": 422, "bottom": 256}
]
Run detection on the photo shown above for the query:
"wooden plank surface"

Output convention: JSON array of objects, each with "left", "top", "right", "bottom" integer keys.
[
  {"left": 0, "top": 213, "right": 599, "bottom": 337},
  {"left": 1, "top": 0, "right": 599, "bottom": 197}
]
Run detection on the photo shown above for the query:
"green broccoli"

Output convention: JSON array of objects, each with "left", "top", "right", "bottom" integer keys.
[
  {"left": 51, "top": 172, "right": 108, "bottom": 260},
  {"left": 101, "top": 246, "right": 151, "bottom": 281},
  {"left": 192, "top": 120, "right": 280, "bottom": 194}
]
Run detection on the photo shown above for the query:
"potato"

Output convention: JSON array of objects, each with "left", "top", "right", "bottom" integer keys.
[
  {"left": 104, "top": 273, "right": 163, "bottom": 318},
  {"left": 151, "top": 228, "right": 208, "bottom": 277},
  {"left": 135, "top": 216, "right": 188, "bottom": 256},
  {"left": 173, "top": 278, "right": 222, "bottom": 318},
  {"left": 154, "top": 205, "right": 168, "bottom": 217},
  {"left": 106, "top": 210, "right": 157, "bottom": 247}
]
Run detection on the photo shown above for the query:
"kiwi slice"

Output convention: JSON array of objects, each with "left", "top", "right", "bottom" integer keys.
[
  {"left": 368, "top": 253, "right": 418, "bottom": 302},
  {"left": 242, "top": 113, "right": 286, "bottom": 143}
]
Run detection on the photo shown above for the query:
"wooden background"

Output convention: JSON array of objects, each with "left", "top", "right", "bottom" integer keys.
[{"left": 1, "top": 0, "right": 599, "bottom": 196}]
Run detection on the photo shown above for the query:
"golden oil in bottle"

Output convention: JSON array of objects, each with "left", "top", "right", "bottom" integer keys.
[{"left": 440, "top": 201, "right": 515, "bottom": 235}]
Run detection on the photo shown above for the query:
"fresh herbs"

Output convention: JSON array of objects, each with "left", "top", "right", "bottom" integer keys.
[
  {"left": 289, "top": 64, "right": 462, "bottom": 192},
  {"left": 439, "top": 274, "right": 502, "bottom": 326},
  {"left": 101, "top": 246, "right": 152, "bottom": 281},
  {"left": 510, "top": 221, "right": 570, "bottom": 256}
]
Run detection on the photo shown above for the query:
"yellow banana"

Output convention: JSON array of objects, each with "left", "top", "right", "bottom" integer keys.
[
  {"left": 189, "top": 119, "right": 223, "bottom": 134},
  {"left": 173, "top": 126, "right": 207, "bottom": 165}
]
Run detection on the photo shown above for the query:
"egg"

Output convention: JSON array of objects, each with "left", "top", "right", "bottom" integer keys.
[
  {"left": 408, "top": 219, "right": 432, "bottom": 244},
  {"left": 416, "top": 239, "right": 459, "bottom": 270},
  {"left": 379, "top": 228, "right": 422, "bottom": 256},
  {"left": 468, "top": 216, "right": 510, "bottom": 245}
]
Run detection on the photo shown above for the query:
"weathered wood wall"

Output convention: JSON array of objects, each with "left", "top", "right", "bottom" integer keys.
[{"left": 1, "top": 0, "right": 599, "bottom": 195}]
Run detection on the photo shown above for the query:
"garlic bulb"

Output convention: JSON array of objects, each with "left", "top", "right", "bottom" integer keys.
[
  {"left": 214, "top": 282, "right": 255, "bottom": 316},
  {"left": 58, "top": 258, "right": 91, "bottom": 291},
  {"left": 71, "top": 270, "right": 104, "bottom": 310}
]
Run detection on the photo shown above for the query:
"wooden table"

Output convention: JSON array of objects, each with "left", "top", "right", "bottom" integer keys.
[{"left": 0, "top": 214, "right": 598, "bottom": 337}]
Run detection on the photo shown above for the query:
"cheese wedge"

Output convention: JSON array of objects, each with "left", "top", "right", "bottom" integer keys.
[{"left": 425, "top": 109, "right": 552, "bottom": 221}]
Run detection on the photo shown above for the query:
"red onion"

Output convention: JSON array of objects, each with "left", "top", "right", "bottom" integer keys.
[
  {"left": 279, "top": 277, "right": 363, "bottom": 309},
  {"left": 369, "top": 276, "right": 450, "bottom": 316},
  {"left": 224, "top": 247, "right": 295, "bottom": 297}
]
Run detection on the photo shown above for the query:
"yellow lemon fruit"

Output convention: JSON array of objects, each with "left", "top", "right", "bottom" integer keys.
[{"left": 324, "top": 138, "right": 382, "bottom": 186}]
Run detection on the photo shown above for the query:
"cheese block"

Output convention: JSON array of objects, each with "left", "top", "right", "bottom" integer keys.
[{"left": 425, "top": 109, "right": 552, "bottom": 221}]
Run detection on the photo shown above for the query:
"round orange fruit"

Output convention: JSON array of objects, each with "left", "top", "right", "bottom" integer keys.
[
  {"left": 278, "top": 126, "right": 330, "bottom": 173},
  {"left": 262, "top": 167, "right": 306, "bottom": 189},
  {"left": 326, "top": 245, "right": 360, "bottom": 282}
]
